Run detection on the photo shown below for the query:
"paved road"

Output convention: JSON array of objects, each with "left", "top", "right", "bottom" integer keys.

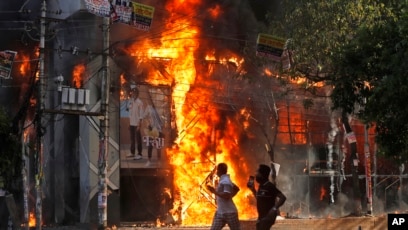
[{"left": 42, "top": 216, "right": 389, "bottom": 230}]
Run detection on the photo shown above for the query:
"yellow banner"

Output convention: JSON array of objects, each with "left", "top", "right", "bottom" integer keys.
[
  {"left": 256, "top": 33, "right": 287, "bottom": 61},
  {"left": 132, "top": 2, "right": 155, "bottom": 18},
  {"left": 257, "top": 34, "right": 286, "bottom": 50}
]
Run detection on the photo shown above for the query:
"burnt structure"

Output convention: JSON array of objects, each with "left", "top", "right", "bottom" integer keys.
[{"left": 0, "top": 0, "right": 407, "bottom": 228}]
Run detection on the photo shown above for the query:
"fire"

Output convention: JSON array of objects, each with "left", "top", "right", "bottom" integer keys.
[
  {"left": 208, "top": 4, "right": 221, "bottom": 19},
  {"left": 264, "top": 67, "right": 324, "bottom": 88},
  {"left": 279, "top": 111, "right": 307, "bottom": 145},
  {"left": 18, "top": 54, "right": 31, "bottom": 76},
  {"left": 123, "top": 0, "right": 257, "bottom": 225},
  {"left": 320, "top": 185, "right": 327, "bottom": 201},
  {"left": 28, "top": 212, "right": 35, "bottom": 227},
  {"left": 72, "top": 63, "right": 85, "bottom": 88},
  {"left": 27, "top": 211, "right": 43, "bottom": 227},
  {"left": 119, "top": 74, "right": 128, "bottom": 100},
  {"left": 287, "top": 76, "right": 325, "bottom": 88},
  {"left": 264, "top": 68, "right": 274, "bottom": 77},
  {"left": 205, "top": 54, "right": 244, "bottom": 68}
]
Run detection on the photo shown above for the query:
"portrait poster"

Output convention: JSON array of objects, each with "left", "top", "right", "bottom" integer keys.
[{"left": 120, "top": 83, "right": 172, "bottom": 168}]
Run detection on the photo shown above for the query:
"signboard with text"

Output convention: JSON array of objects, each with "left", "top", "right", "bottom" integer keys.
[
  {"left": 256, "top": 33, "right": 287, "bottom": 62},
  {"left": 131, "top": 2, "right": 155, "bottom": 31},
  {"left": 0, "top": 50, "right": 17, "bottom": 79},
  {"left": 84, "top": 0, "right": 155, "bottom": 31}
]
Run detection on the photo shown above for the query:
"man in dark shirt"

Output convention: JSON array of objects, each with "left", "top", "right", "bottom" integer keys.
[{"left": 247, "top": 164, "right": 286, "bottom": 230}]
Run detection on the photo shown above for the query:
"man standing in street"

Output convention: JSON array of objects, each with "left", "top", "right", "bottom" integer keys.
[
  {"left": 206, "top": 163, "right": 241, "bottom": 230},
  {"left": 127, "top": 87, "right": 144, "bottom": 160},
  {"left": 247, "top": 164, "right": 286, "bottom": 230}
]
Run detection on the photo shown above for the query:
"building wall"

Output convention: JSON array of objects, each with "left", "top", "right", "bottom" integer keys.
[{"left": 43, "top": 1, "right": 121, "bottom": 224}]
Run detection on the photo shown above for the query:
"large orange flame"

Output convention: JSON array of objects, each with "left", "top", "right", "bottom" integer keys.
[
  {"left": 18, "top": 54, "right": 31, "bottom": 76},
  {"left": 124, "top": 0, "right": 257, "bottom": 225},
  {"left": 28, "top": 212, "right": 35, "bottom": 227},
  {"left": 72, "top": 63, "right": 85, "bottom": 88},
  {"left": 320, "top": 185, "right": 327, "bottom": 201},
  {"left": 119, "top": 73, "right": 127, "bottom": 100}
]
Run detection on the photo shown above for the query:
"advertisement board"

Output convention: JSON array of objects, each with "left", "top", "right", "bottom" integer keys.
[
  {"left": 120, "top": 83, "right": 172, "bottom": 168},
  {"left": 84, "top": 0, "right": 155, "bottom": 31},
  {"left": 256, "top": 33, "right": 287, "bottom": 62},
  {"left": 0, "top": 50, "right": 17, "bottom": 79}
]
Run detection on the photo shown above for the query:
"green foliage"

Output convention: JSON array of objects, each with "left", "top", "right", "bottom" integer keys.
[
  {"left": 266, "top": 0, "right": 408, "bottom": 162},
  {"left": 0, "top": 107, "right": 22, "bottom": 191},
  {"left": 268, "top": 0, "right": 395, "bottom": 82},
  {"left": 333, "top": 2, "right": 408, "bottom": 162}
]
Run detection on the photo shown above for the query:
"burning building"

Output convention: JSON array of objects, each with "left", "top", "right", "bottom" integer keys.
[{"left": 0, "top": 0, "right": 407, "bottom": 229}]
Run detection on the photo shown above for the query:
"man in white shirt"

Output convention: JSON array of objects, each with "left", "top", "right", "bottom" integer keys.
[
  {"left": 127, "top": 88, "right": 144, "bottom": 160},
  {"left": 206, "top": 163, "right": 241, "bottom": 230}
]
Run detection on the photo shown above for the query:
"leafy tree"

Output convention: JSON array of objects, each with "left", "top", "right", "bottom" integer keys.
[
  {"left": 332, "top": 2, "right": 408, "bottom": 163},
  {"left": 0, "top": 107, "right": 22, "bottom": 192},
  {"left": 264, "top": 0, "right": 402, "bottom": 215},
  {"left": 267, "top": 0, "right": 395, "bottom": 84}
]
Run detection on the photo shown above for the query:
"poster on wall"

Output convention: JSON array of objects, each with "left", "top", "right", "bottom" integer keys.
[{"left": 120, "top": 83, "right": 172, "bottom": 168}]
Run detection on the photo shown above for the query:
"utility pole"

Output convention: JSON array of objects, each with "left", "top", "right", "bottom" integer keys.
[
  {"left": 98, "top": 16, "right": 110, "bottom": 229},
  {"left": 35, "top": 0, "right": 46, "bottom": 229},
  {"left": 22, "top": 133, "right": 29, "bottom": 230},
  {"left": 364, "top": 124, "right": 373, "bottom": 215},
  {"left": 342, "top": 112, "right": 362, "bottom": 216}
]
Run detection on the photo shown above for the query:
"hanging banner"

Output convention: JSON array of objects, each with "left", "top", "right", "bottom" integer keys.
[
  {"left": 256, "top": 33, "right": 287, "bottom": 62},
  {"left": 111, "top": 0, "right": 133, "bottom": 23},
  {"left": 0, "top": 50, "right": 17, "bottom": 79},
  {"left": 130, "top": 2, "right": 155, "bottom": 31},
  {"left": 84, "top": 0, "right": 154, "bottom": 31},
  {"left": 84, "top": 0, "right": 111, "bottom": 18}
]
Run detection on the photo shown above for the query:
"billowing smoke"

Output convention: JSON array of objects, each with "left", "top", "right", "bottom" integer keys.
[{"left": 327, "top": 116, "right": 339, "bottom": 203}]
